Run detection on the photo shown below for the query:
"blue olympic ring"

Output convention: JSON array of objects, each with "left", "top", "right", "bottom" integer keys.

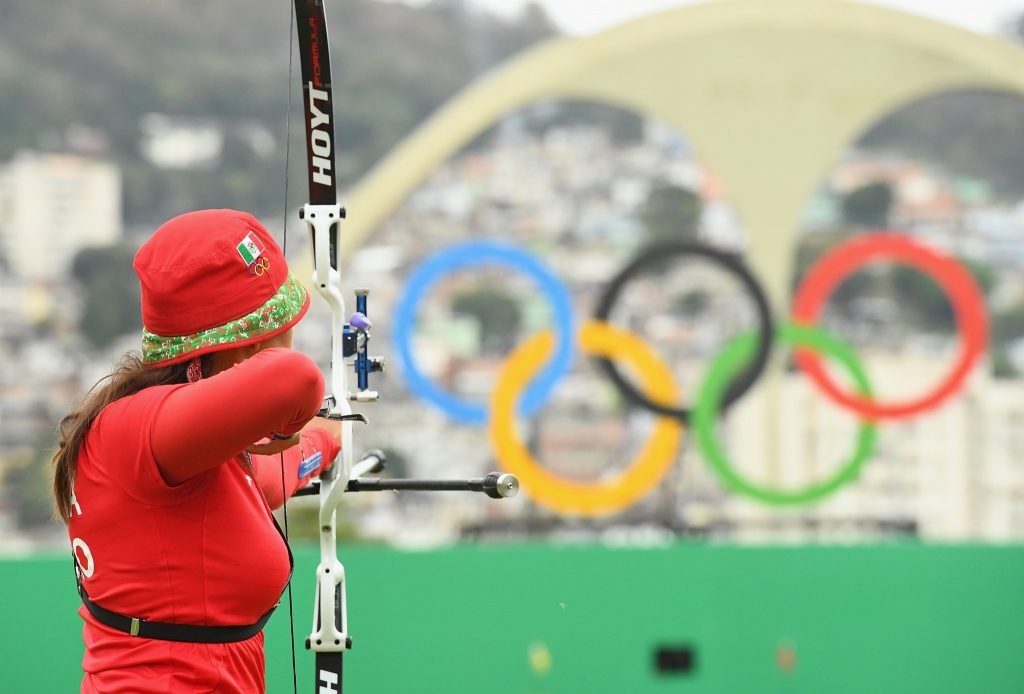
[{"left": 393, "top": 240, "right": 575, "bottom": 425}]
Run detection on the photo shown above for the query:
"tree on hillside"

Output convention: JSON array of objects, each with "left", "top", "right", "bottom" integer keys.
[
  {"left": 675, "top": 289, "right": 710, "bottom": 317},
  {"left": 451, "top": 288, "right": 521, "bottom": 354},
  {"left": 3, "top": 431, "right": 58, "bottom": 531},
  {"left": 841, "top": 181, "right": 894, "bottom": 229},
  {"left": 640, "top": 183, "right": 703, "bottom": 245},
  {"left": 0, "top": 0, "right": 558, "bottom": 224},
  {"left": 71, "top": 244, "right": 141, "bottom": 349},
  {"left": 994, "top": 303, "right": 1024, "bottom": 343},
  {"left": 858, "top": 88, "right": 1024, "bottom": 199},
  {"left": 378, "top": 447, "right": 410, "bottom": 479}
]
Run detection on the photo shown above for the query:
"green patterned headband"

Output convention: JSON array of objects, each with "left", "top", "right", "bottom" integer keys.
[{"left": 142, "top": 274, "right": 308, "bottom": 366}]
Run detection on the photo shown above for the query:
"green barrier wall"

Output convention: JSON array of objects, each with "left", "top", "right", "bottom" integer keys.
[{"left": 3, "top": 544, "right": 1022, "bottom": 693}]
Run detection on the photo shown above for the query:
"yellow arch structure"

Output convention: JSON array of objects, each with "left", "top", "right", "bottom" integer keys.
[
  {"left": 343, "top": 0, "right": 1024, "bottom": 309},
  {"left": 334, "top": 0, "right": 1024, "bottom": 482}
]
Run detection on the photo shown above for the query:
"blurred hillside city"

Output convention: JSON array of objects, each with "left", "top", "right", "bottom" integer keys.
[
  {"left": 4, "top": 1, "right": 1024, "bottom": 551},
  {"left": 5, "top": 115, "right": 1024, "bottom": 549}
]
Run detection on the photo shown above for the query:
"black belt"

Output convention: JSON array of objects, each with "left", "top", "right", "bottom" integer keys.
[
  {"left": 73, "top": 512, "right": 294, "bottom": 644},
  {"left": 78, "top": 586, "right": 276, "bottom": 643}
]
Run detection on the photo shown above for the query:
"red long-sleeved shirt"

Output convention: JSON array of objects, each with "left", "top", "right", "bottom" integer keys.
[{"left": 68, "top": 348, "right": 339, "bottom": 693}]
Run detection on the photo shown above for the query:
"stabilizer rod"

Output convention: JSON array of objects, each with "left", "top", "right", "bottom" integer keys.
[
  {"left": 348, "top": 472, "right": 519, "bottom": 499},
  {"left": 294, "top": 472, "right": 520, "bottom": 499}
]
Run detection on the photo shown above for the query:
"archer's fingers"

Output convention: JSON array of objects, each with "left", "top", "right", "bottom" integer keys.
[{"left": 246, "top": 434, "right": 301, "bottom": 456}]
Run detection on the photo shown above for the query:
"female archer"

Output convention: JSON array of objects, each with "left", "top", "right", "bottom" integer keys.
[{"left": 53, "top": 208, "right": 339, "bottom": 692}]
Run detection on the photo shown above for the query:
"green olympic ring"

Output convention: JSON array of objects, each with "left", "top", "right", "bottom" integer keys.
[{"left": 693, "top": 323, "right": 877, "bottom": 505}]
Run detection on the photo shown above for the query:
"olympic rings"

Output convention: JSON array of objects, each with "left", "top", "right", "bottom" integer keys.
[
  {"left": 250, "top": 256, "right": 271, "bottom": 276},
  {"left": 394, "top": 231, "right": 989, "bottom": 511},
  {"left": 693, "top": 323, "right": 877, "bottom": 505},
  {"left": 489, "top": 321, "right": 684, "bottom": 516},
  {"left": 792, "top": 232, "right": 988, "bottom": 420},
  {"left": 393, "top": 240, "right": 575, "bottom": 425},
  {"left": 593, "top": 240, "right": 775, "bottom": 422}
]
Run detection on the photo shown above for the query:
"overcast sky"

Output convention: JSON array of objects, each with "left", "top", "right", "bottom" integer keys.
[{"left": 462, "top": 0, "right": 1022, "bottom": 36}]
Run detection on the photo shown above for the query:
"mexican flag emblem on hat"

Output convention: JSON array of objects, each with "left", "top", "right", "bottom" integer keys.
[{"left": 237, "top": 231, "right": 265, "bottom": 267}]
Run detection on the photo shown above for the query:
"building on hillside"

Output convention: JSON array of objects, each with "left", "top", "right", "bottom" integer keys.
[{"left": 0, "top": 151, "right": 122, "bottom": 281}]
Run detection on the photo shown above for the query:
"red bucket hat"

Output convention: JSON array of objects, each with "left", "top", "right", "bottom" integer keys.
[{"left": 134, "top": 209, "right": 310, "bottom": 366}]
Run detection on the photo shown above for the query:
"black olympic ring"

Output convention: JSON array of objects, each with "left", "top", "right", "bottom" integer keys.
[{"left": 593, "top": 240, "right": 775, "bottom": 422}]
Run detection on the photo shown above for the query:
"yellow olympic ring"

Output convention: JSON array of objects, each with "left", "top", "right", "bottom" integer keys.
[
  {"left": 252, "top": 257, "right": 271, "bottom": 276},
  {"left": 488, "top": 321, "right": 684, "bottom": 516}
]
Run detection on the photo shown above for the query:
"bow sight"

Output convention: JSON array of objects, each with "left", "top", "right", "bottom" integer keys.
[
  {"left": 346, "top": 290, "right": 384, "bottom": 399},
  {"left": 315, "top": 287, "right": 382, "bottom": 422}
]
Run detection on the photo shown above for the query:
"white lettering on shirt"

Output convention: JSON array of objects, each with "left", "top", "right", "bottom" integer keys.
[{"left": 72, "top": 537, "right": 94, "bottom": 578}]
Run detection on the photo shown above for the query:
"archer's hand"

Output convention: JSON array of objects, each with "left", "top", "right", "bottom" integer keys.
[
  {"left": 245, "top": 434, "right": 301, "bottom": 456},
  {"left": 304, "top": 416, "right": 342, "bottom": 445}
]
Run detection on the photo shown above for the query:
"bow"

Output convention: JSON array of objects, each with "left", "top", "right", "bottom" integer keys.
[
  {"left": 282, "top": 3, "right": 517, "bottom": 691},
  {"left": 286, "top": 0, "right": 380, "bottom": 689}
]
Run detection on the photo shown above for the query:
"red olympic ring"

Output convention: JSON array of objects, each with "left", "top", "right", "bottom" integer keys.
[{"left": 792, "top": 232, "right": 988, "bottom": 420}]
